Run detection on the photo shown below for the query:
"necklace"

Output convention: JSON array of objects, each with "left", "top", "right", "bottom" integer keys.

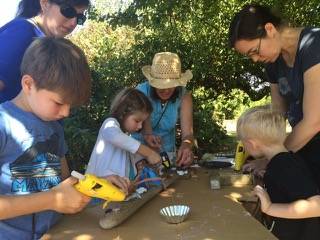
[{"left": 161, "top": 101, "right": 167, "bottom": 108}]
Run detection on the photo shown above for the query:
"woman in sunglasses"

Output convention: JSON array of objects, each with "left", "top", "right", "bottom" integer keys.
[
  {"left": 0, "top": 0, "right": 90, "bottom": 103},
  {"left": 229, "top": 4, "right": 320, "bottom": 186}
]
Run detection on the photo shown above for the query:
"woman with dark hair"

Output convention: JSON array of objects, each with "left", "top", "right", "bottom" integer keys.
[
  {"left": 229, "top": 4, "right": 320, "bottom": 185},
  {"left": 133, "top": 52, "right": 194, "bottom": 167},
  {"left": 0, "top": 0, "right": 90, "bottom": 102}
]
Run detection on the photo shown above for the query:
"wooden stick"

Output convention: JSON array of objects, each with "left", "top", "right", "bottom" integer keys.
[{"left": 99, "top": 175, "right": 178, "bottom": 229}]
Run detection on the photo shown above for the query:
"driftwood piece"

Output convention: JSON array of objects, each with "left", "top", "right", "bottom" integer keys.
[
  {"left": 210, "top": 168, "right": 253, "bottom": 187},
  {"left": 99, "top": 174, "right": 178, "bottom": 229}
]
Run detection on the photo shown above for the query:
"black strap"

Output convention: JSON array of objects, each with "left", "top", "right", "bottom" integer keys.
[{"left": 153, "top": 102, "right": 168, "bottom": 129}]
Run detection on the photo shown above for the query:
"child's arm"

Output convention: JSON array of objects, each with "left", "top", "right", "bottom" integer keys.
[
  {"left": 137, "top": 144, "right": 161, "bottom": 165},
  {"left": 104, "top": 175, "right": 131, "bottom": 195},
  {"left": 0, "top": 177, "right": 90, "bottom": 220},
  {"left": 142, "top": 117, "right": 162, "bottom": 150},
  {"left": 254, "top": 185, "right": 320, "bottom": 219},
  {"left": 102, "top": 119, "right": 161, "bottom": 165},
  {"left": 60, "top": 156, "right": 70, "bottom": 180}
]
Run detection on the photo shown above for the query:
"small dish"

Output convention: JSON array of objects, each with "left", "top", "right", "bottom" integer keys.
[{"left": 160, "top": 205, "right": 190, "bottom": 224}]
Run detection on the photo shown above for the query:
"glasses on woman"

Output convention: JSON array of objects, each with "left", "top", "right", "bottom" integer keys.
[
  {"left": 59, "top": 4, "right": 87, "bottom": 25},
  {"left": 246, "top": 37, "right": 262, "bottom": 58},
  {"left": 50, "top": 0, "right": 87, "bottom": 25}
]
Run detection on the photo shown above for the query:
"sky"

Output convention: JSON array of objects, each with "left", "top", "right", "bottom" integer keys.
[{"left": 0, "top": 0, "right": 20, "bottom": 27}]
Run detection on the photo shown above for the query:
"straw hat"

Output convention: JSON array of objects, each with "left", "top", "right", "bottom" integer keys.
[{"left": 142, "top": 52, "right": 193, "bottom": 89}]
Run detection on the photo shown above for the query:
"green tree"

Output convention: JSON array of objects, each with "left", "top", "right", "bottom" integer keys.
[
  {"left": 66, "top": 21, "right": 138, "bottom": 171},
  {"left": 66, "top": 0, "right": 320, "bottom": 170}
]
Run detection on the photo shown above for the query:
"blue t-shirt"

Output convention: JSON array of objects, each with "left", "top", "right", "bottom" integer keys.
[
  {"left": 0, "top": 101, "right": 67, "bottom": 240},
  {"left": 266, "top": 27, "right": 320, "bottom": 127},
  {"left": 0, "top": 18, "right": 45, "bottom": 103},
  {"left": 133, "top": 82, "right": 184, "bottom": 152}
]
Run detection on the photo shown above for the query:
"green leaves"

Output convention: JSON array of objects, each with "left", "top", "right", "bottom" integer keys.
[{"left": 65, "top": 0, "right": 320, "bottom": 168}]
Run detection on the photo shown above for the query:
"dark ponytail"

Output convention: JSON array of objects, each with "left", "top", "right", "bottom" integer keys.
[
  {"left": 16, "top": 0, "right": 41, "bottom": 18},
  {"left": 229, "top": 4, "right": 283, "bottom": 48}
]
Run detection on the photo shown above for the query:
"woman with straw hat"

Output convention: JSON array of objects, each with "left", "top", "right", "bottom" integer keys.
[{"left": 133, "top": 52, "right": 194, "bottom": 167}]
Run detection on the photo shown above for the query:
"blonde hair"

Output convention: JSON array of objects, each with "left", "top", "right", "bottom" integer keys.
[{"left": 237, "top": 105, "right": 286, "bottom": 145}]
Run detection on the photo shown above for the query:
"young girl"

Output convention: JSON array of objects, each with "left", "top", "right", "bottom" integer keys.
[{"left": 86, "top": 88, "right": 161, "bottom": 183}]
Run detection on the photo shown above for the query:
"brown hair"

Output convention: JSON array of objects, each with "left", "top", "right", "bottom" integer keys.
[
  {"left": 237, "top": 105, "right": 286, "bottom": 145},
  {"left": 21, "top": 37, "right": 91, "bottom": 106},
  {"left": 110, "top": 88, "right": 153, "bottom": 128}
]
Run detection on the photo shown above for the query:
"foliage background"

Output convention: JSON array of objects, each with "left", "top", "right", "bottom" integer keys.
[{"left": 66, "top": 0, "right": 320, "bottom": 171}]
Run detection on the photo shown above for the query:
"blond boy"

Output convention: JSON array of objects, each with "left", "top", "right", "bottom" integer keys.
[{"left": 237, "top": 105, "right": 320, "bottom": 240}]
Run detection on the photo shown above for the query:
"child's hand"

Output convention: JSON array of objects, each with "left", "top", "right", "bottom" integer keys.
[
  {"left": 146, "top": 151, "right": 161, "bottom": 165},
  {"left": 51, "top": 177, "right": 91, "bottom": 214},
  {"left": 137, "top": 144, "right": 161, "bottom": 165},
  {"left": 105, "top": 175, "right": 130, "bottom": 195},
  {"left": 254, "top": 185, "right": 271, "bottom": 214}
]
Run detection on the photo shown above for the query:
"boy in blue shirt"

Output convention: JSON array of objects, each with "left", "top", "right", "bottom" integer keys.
[{"left": 0, "top": 37, "right": 93, "bottom": 239}]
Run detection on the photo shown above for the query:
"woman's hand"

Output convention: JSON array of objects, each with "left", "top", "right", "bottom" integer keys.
[
  {"left": 143, "top": 134, "right": 162, "bottom": 151},
  {"left": 178, "top": 92, "right": 194, "bottom": 167},
  {"left": 254, "top": 185, "right": 271, "bottom": 214},
  {"left": 242, "top": 158, "right": 267, "bottom": 177},
  {"left": 104, "top": 175, "right": 131, "bottom": 195},
  {"left": 176, "top": 143, "right": 194, "bottom": 167}
]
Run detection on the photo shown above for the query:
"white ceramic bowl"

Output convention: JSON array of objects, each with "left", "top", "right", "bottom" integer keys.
[{"left": 160, "top": 205, "right": 190, "bottom": 224}]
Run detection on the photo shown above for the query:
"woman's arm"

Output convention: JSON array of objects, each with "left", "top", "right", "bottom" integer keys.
[
  {"left": 141, "top": 116, "right": 153, "bottom": 135},
  {"left": 285, "top": 64, "right": 320, "bottom": 151},
  {"left": 176, "top": 92, "right": 194, "bottom": 166},
  {"left": 180, "top": 92, "right": 194, "bottom": 141},
  {"left": 0, "top": 20, "right": 39, "bottom": 92},
  {"left": 270, "top": 83, "right": 287, "bottom": 115},
  {"left": 141, "top": 116, "right": 162, "bottom": 150}
]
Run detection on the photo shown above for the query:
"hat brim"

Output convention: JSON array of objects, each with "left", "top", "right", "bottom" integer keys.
[{"left": 142, "top": 65, "right": 193, "bottom": 89}]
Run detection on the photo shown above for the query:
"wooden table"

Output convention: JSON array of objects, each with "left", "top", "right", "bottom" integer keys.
[{"left": 42, "top": 168, "right": 276, "bottom": 240}]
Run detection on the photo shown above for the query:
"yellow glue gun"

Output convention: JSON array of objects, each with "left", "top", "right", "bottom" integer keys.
[
  {"left": 71, "top": 171, "right": 126, "bottom": 208},
  {"left": 234, "top": 141, "right": 249, "bottom": 171}
]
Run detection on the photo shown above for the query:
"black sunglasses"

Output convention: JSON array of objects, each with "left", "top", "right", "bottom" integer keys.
[{"left": 59, "top": 4, "right": 86, "bottom": 25}]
